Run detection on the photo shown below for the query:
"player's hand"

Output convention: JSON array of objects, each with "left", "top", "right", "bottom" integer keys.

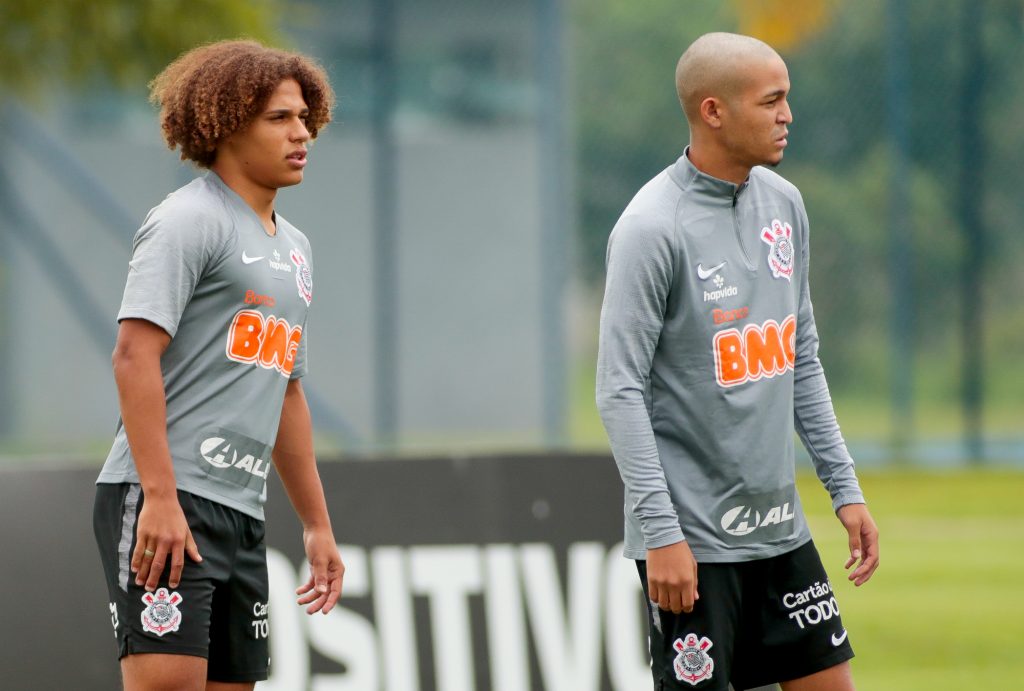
[
  {"left": 646, "top": 540, "right": 699, "bottom": 614},
  {"left": 131, "top": 494, "right": 202, "bottom": 592},
  {"left": 837, "top": 503, "right": 879, "bottom": 586},
  {"left": 296, "top": 528, "right": 344, "bottom": 615}
]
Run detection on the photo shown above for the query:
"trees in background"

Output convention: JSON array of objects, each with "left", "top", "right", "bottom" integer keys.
[
  {"left": 0, "top": 0, "right": 281, "bottom": 96},
  {"left": 573, "top": 0, "right": 1024, "bottom": 442}
]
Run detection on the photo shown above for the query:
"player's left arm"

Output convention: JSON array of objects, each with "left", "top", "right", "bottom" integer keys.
[
  {"left": 791, "top": 199, "right": 879, "bottom": 585},
  {"left": 273, "top": 377, "right": 345, "bottom": 614}
]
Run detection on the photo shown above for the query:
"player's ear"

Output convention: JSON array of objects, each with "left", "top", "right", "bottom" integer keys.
[{"left": 700, "top": 97, "right": 724, "bottom": 129}]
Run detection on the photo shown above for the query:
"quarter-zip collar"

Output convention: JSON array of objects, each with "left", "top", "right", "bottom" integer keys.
[{"left": 669, "top": 147, "right": 750, "bottom": 206}]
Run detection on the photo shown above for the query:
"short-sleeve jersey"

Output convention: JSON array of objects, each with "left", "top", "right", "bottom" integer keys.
[{"left": 97, "top": 172, "right": 315, "bottom": 520}]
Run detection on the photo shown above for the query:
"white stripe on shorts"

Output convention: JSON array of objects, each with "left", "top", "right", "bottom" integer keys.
[{"left": 117, "top": 484, "right": 141, "bottom": 592}]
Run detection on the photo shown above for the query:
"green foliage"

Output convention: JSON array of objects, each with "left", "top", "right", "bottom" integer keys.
[
  {"left": 785, "top": 147, "right": 962, "bottom": 392},
  {"left": 0, "top": 0, "right": 285, "bottom": 96},
  {"left": 572, "top": 0, "right": 737, "bottom": 281}
]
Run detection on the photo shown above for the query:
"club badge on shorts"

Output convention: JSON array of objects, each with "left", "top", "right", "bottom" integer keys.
[
  {"left": 760, "top": 218, "right": 795, "bottom": 281},
  {"left": 140, "top": 588, "right": 183, "bottom": 636},
  {"left": 673, "top": 633, "right": 715, "bottom": 685},
  {"left": 290, "top": 248, "right": 313, "bottom": 306}
]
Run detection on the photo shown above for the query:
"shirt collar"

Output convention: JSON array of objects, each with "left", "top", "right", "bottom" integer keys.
[{"left": 669, "top": 147, "right": 749, "bottom": 202}]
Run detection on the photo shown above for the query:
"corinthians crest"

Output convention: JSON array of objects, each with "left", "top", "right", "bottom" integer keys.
[
  {"left": 672, "top": 633, "right": 715, "bottom": 685},
  {"left": 140, "top": 588, "right": 183, "bottom": 636},
  {"left": 760, "top": 218, "right": 795, "bottom": 281},
  {"left": 290, "top": 248, "right": 313, "bottom": 306}
]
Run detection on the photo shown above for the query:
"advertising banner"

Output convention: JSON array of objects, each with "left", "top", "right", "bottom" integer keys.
[{"left": 0, "top": 454, "right": 657, "bottom": 690}]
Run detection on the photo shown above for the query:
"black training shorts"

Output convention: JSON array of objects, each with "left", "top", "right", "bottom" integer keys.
[
  {"left": 637, "top": 540, "right": 854, "bottom": 690},
  {"left": 93, "top": 483, "right": 270, "bottom": 683}
]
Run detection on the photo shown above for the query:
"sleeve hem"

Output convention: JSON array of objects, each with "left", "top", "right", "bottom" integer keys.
[
  {"left": 117, "top": 308, "right": 179, "bottom": 338},
  {"left": 644, "top": 530, "right": 685, "bottom": 550},
  {"left": 832, "top": 495, "right": 866, "bottom": 512}
]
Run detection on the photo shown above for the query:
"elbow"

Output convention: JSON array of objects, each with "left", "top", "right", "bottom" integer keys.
[
  {"left": 111, "top": 342, "right": 128, "bottom": 374},
  {"left": 111, "top": 343, "right": 135, "bottom": 382},
  {"left": 594, "top": 382, "right": 615, "bottom": 415},
  {"left": 111, "top": 338, "right": 155, "bottom": 381},
  {"left": 595, "top": 384, "right": 639, "bottom": 418}
]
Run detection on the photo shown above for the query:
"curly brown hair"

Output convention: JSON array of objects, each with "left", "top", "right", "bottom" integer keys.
[{"left": 149, "top": 40, "right": 335, "bottom": 167}]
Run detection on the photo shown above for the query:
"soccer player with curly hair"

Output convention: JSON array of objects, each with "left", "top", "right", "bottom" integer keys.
[{"left": 93, "top": 40, "right": 343, "bottom": 689}]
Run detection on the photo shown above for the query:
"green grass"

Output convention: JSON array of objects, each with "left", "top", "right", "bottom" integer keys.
[{"left": 798, "top": 469, "right": 1024, "bottom": 690}]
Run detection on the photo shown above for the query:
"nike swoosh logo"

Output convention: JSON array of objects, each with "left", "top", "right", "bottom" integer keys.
[
  {"left": 696, "top": 261, "right": 726, "bottom": 280},
  {"left": 831, "top": 629, "right": 848, "bottom": 646},
  {"left": 242, "top": 252, "right": 265, "bottom": 265}
]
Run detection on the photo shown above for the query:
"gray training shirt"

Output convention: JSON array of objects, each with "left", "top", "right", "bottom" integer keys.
[
  {"left": 98, "top": 172, "right": 315, "bottom": 520},
  {"left": 596, "top": 151, "right": 865, "bottom": 562}
]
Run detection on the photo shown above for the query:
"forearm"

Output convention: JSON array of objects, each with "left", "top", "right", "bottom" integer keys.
[
  {"left": 596, "top": 380, "right": 683, "bottom": 546},
  {"left": 273, "top": 380, "right": 332, "bottom": 531},
  {"left": 793, "top": 356, "right": 865, "bottom": 510}
]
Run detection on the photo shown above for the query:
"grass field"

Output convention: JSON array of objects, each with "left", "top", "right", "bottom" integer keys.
[{"left": 797, "top": 469, "right": 1024, "bottom": 690}]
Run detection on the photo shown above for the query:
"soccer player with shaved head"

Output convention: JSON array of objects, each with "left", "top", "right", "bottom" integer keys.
[
  {"left": 597, "top": 32, "right": 879, "bottom": 690},
  {"left": 93, "top": 40, "right": 344, "bottom": 689}
]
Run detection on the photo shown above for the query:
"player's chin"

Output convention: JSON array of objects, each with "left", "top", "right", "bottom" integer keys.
[
  {"left": 276, "top": 170, "right": 305, "bottom": 188},
  {"left": 763, "top": 150, "right": 785, "bottom": 168}
]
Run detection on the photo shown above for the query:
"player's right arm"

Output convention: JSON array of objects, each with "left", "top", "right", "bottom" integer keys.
[
  {"left": 112, "top": 320, "right": 202, "bottom": 592},
  {"left": 595, "top": 212, "right": 697, "bottom": 613}
]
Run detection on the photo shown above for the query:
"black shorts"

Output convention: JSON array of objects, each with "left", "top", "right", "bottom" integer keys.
[
  {"left": 637, "top": 540, "right": 854, "bottom": 690},
  {"left": 93, "top": 483, "right": 270, "bottom": 683}
]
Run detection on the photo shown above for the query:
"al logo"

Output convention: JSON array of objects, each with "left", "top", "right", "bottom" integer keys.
[
  {"left": 140, "top": 588, "right": 183, "bottom": 636},
  {"left": 672, "top": 632, "right": 715, "bottom": 685}
]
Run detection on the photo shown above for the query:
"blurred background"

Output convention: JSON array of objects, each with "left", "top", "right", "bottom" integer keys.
[
  {"left": 1, "top": 0, "right": 1022, "bottom": 463},
  {"left": 1, "top": 0, "right": 1022, "bottom": 690}
]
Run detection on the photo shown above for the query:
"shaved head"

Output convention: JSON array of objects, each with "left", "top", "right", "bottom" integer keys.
[{"left": 676, "top": 32, "right": 781, "bottom": 125}]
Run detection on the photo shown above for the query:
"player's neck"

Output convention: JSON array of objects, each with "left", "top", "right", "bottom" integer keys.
[
  {"left": 687, "top": 142, "right": 751, "bottom": 186},
  {"left": 211, "top": 163, "right": 278, "bottom": 235}
]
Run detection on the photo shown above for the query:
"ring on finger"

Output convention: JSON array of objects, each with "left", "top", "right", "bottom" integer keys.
[{"left": 143, "top": 548, "right": 156, "bottom": 558}]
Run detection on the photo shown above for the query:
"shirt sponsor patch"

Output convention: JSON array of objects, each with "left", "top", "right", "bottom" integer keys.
[
  {"left": 225, "top": 309, "right": 303, "bottom": 377},
  {"left": 714, "top": 487, "right": 798, "bottom": 545},
  {"left": 702, "top": 271, "right": 740, "bottom": 303},
  {"left": 712, "top": 314, "right": 796, "bottom": 388},
  {"left": 269, "top": 249, "right": 293, "bottom": 273},
  {"left": 196, "top": 428, "right": 273, "bottom": 492},
  {"left": 782, "top": 579, "right": 843, "bottom": 631}
]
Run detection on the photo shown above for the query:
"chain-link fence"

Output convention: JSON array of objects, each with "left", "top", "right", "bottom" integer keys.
[{"left": 573, "top": 0, "right": 1024, "bottom": 465}]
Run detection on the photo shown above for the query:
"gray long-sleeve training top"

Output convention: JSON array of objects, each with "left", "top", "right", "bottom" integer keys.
[{"left": 596, "top": 151, "right": 865, "bottom": 562}]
